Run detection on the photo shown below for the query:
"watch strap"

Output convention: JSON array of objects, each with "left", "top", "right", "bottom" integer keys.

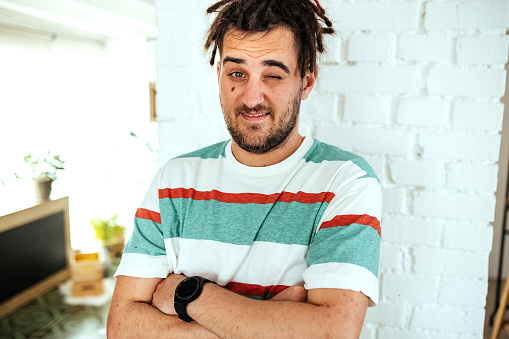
[{"left": 174, "top": 276, "right": 210, "bottom": 322}]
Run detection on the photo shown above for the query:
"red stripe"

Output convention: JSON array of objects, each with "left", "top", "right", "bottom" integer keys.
[
  {"left": 320, "top": 214, "right": 381, "bottom": 237},
  {"left": 135, "top": 208, "right": 161, "bottom": 224},
  {"left": 225, "top": 282, "right": 289, "bottom": 298},
  {"left": 158, "top": 188, "right": 334, "bottom": 205}
]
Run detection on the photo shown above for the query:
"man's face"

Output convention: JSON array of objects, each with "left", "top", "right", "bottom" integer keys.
[{"left": 217, "top": 26, "right": 315, "bottom": 155}]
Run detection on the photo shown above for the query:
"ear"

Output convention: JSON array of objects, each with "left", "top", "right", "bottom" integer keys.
[
  {"left": 301, "top": 68, "right": 317, "bottom": 101},
  {"left": 216, "top": 61, "right": 221, "bottom": 84}
]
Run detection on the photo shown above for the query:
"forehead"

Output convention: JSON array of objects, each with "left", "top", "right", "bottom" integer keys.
[{"left": 222, "top": 27, "right": 297, "bottom": 65}]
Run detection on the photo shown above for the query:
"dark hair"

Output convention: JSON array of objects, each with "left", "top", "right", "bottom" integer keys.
[{"left": 205, "top": 0, "right": 334, "bottom": 78}]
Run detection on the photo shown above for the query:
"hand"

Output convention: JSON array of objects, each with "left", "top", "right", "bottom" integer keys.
[
  {"left": 152, "top": 273, "right": 187, "bottom": 315},
  {"left": 271, "top": 285, "right": 308, "bottom": 303}
]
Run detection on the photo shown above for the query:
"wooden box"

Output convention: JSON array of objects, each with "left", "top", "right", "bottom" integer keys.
[{"left": 70, "top": 252, "right": 104, "bottom": 283}]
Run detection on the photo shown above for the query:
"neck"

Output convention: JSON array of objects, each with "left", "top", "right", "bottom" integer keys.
[{"left": 231, "top": 130, "right": 305, "bottom": 167}]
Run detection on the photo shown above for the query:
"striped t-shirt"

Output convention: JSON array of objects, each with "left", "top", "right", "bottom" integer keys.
[{"left": 115, "top": 137, "right": 382, "bottom": 306}]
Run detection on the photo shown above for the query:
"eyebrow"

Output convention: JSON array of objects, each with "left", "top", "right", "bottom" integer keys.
[{"left": 222, "top": 57, "right": 291, "bottom": 75}]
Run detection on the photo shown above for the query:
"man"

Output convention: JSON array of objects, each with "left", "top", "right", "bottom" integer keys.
[{"left": 107, "top": 0, "right": 381, "bottom": 338}]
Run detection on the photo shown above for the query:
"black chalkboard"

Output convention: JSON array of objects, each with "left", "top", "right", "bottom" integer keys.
[{"left": 0, "top": 212, "right": 67, "bottom": 303}]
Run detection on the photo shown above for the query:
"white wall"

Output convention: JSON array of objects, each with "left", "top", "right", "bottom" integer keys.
[{"left": 155, "top": 0, "right": 509, "bottom": 337}]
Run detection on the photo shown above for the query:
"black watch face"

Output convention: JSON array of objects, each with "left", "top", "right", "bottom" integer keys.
[{"left": 178, "top": 277, "right": 199, "bottom": 299}]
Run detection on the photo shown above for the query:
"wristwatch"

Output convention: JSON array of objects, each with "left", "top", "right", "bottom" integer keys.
[{"left": 174, "top": 276, "right": 210, "bottom": 322}]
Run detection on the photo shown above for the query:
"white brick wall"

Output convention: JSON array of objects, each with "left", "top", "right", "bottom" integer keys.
[{"left": 155, "top": 0, "right": 509, "bottom": 337}]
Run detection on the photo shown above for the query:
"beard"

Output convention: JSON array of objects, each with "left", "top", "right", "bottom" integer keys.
[{"left": 221, "top": 88, "right": 302, "bottom": 155}]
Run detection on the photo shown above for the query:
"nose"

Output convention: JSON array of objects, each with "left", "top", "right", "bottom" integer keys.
[{"left": 242, "top": 78, "right": 265, "bottom": 109}]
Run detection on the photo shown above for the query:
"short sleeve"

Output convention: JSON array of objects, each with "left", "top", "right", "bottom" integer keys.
[
  {"left": 302, "top": 174, "right": 381, "bottom": 306},
  {"left": 114, "top": 173, "right": 171, "bottom": 278}
]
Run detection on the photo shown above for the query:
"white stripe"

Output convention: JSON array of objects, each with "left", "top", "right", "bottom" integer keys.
[
  {"left": 302, "top": 262, "right": 379, "bottom": 307},
  {"left": 138, "top": 173, "right": 161, "bottom": 213},
  {"left": 319, "top": 176, "right": 382, "bottom": 227},
  {"left": 165, "top": 238, "right": 308, "bottom": 287},
  {"left": 159, "top": 157, "right": 369, "bottom": 196},
  {"left": 114, "top": 253, "right": 169, "bottom": 278}
]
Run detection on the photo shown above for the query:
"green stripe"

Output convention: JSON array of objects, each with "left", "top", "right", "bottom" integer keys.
[
  {"left": 307, "top": 224, "right": 380, "bottom": 276},
  {"left": 124, "top": 217, "right": 166, "bottom": 256},
  {"left": 304, "top": 140, "right": 379, "bottom": 182},
  {"left": 174, "top": 140, "right": 228, "bottom": 160},
  {"left": 160, "top": 198, "right": 325, "bottom": 246},
  {"left": 241, "top": 294, "right": 275, "bottom": 300}
]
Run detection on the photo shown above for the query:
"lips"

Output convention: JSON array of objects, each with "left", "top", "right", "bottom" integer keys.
[
  {"left": 241, "top": 111, "right": 270, "bottom": 121},
  {"left": 243, "top": 112, "right": 269, "bottom": 117}
]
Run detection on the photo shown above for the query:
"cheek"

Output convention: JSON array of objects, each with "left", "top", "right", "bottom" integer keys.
[{"left": 269, "top": 87, "right": 296, "bottom": 107}]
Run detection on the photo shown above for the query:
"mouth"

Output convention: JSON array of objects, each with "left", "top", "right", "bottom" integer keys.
[
  {"left": 242, "top": 112, "right": 270, "bottom": 117},
  {"left": 240, "top": 111, "right": 270, "bottom": 123}
]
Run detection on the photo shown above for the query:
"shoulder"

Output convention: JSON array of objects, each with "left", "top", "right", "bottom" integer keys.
[
  {"left": 304, "top": 139, "right": 379, "bottom": 182},
  {"left": 156, "top": 140, "right": 229, "bottom": 182},
  {"left": 173, "top": 140, "right": 229, "bottom": 160}
]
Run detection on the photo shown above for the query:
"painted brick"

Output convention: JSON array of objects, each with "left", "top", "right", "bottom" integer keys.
[
  {"left": 443, "top": 225, "right": 493, "bottom": 252},
  {"left": 364, "top": 301, "right": 408, "bottom": 327},
  {"left": 382, "top": 273, "right": 439, "bottom": 302},
  {"left": 427, "top": 67, "right": 506, "bottom": 98},
  {"left": 300, "top": 92, "right": 339, "bottom": 121},
  {"left": 452, "top": 102, "right": 504, "bottom": 131},
  {"left": 198, "top": 93, "right": 223, "bottom": 119},
  {"left": 315, "top": 125, "right": 414, "bottom": 157},
  {"left": 318, "top": 65, "right": 420, "bottom": 94},
  {"left": 458, "top": 35, "right": 509, "bottom": 65},
  {"left": 156, "top": 33, "right": 204, "bottom": 67},
  {"left": 397, "top": 98, "right": 448, "bottom": 127},
  {"left": 321, "top": 34, "right": 343, "bottom": 64},
  {"left": 380, "top": 242, "right": 403, "bottom": 271},
  {"left": 298, "top": 119, "right": 315, "bottom": 138},
  {"left": 445, "top": 163, "right": 499, "bottom": 192},
  {"left": 329, "top": 2, "right": 420, "bottom": 31},
  {"left": 379, "top": 328, "right": 434, "bottom": 339},
  {"left": 418, "top": 132, "right": 501, "bottom": 162},
  {"left": 414, "top": 191, "right": 497, "bottom": 221},
  {"left": 425, "top": 0, "right": 509, "bottom": 30},
  {"left": 344, "top": 94, "right": 391, "bottom": 124},
  {"left": 348, "top": 34, "right": 395, "bottom": 62},
  {"left": 439, "top": 279, "right": 488, "bottom": 307},
  {"left": 411, "top": 305, "right": 484, "bottom": 334},
  {"left": 381, "top": 187, "right": 406, "bottom": 214},
  {"left": 382, "top": 216, "right": 442, "bottom": 247},
  {"left": 398, "top": 35, "right": 451, "bottom": 62},
  {"left": 157, "top": 64, "right": 218, "bottom": 94},
  {"left": 156, "top": 7, "right": 205, "bottom": 39},
  {"left": 362, "top": 156, "right": 385, "bottom": 184},
  {"left": 359, "top": 325, "right": 375, "bottom": 339},
  {"left": 414, "top": 248, "right": 489, "bottom": 279},
  {"left": 390, "top": 159, "right": 442, "bottom": 187}
]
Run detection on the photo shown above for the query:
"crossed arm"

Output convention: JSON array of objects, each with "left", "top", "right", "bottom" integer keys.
[{"left": 107, "top": 274, "right": 369, "bottom": 339}]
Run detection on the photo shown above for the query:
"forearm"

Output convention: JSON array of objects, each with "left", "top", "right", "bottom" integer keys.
[
  {"left": 187, "top": 284, "right": 366, "bottom": 339},
  {"left": 107, "top": 299, "right": 218, "bottom": 338}
]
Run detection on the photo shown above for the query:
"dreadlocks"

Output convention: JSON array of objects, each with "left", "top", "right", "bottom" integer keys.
[{"left": 205, "top": 0, "right": 334, "bottom": 78}]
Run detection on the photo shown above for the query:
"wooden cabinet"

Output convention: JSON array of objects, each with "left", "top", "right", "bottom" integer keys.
[{"left": 0, "top": 197, "right": 70, "bottom": 318}]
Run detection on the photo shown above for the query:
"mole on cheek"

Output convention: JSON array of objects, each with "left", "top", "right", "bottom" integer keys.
[{"left": 231, "top": 87, "right": 235, "bottom": 92}]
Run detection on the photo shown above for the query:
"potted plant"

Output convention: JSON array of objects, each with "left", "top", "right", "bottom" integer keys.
[
  {"left": 91, "top": 215, "right": 126, "bottom": 259},
  {"left": 16, "top": 151, "right": 66, "bottom": 204}
]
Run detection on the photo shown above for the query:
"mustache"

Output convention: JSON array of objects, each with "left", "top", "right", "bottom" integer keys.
[{"left": 234, "top": 104, "right": 274, "bottom": 116}]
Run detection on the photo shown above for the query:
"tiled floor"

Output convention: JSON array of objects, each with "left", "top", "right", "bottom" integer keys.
[
  {"left": 0, "top": 258, "right": 119, "bottom": 339},
  {"left": 0, "top": 287, "right": 110, "bottom": 339}
]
